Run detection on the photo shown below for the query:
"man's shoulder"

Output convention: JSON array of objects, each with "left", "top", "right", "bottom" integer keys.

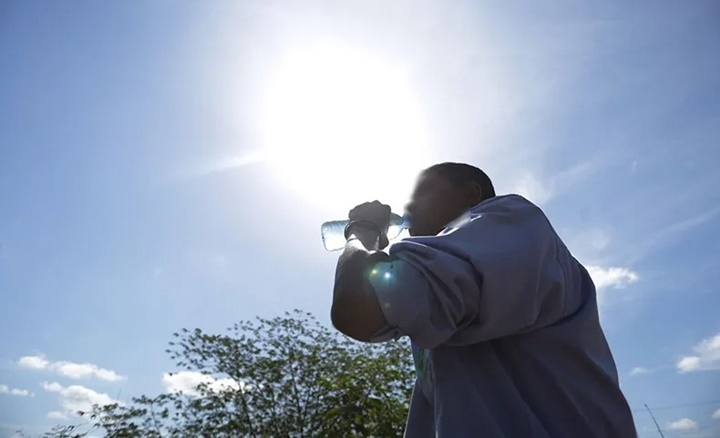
[
  {"left": 389, "top": 195, "right": 547, "bottom": 255},
  {"left": 471, "top": 194, "right": 541, "bottom": 213}
]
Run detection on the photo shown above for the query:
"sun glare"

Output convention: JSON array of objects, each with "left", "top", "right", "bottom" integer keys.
[{"left": 259, "top": 43, "right": 429, "bottom": 213}]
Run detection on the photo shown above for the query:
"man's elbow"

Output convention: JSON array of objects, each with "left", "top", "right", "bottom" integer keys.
[
  {"left": 330, "top": 303, "right": 347, "bottom": 334},
  {"left": 331, "top": 303, "right": 373, "bottom": 342}
]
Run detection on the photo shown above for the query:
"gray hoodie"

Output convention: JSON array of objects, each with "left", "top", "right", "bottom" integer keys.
[{"left": 369, "top": 194, "right": 636, "bottom": 437}]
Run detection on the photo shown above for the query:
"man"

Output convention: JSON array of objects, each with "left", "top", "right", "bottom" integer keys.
[{"left": 331, "top": 162, "right": 636, "bottom": 437}]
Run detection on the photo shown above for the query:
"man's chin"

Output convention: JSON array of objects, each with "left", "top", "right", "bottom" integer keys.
[{"left": 408, "top": 227, "right": 431, "bottom": 237}]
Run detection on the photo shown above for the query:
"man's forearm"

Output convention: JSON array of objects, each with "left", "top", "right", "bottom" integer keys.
[{"left": 331, "top": 229, "right": 390, "bottom": 341}]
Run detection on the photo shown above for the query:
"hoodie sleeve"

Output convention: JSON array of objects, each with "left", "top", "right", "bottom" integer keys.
[{"left": 369, "top": 195, "right": 587, "bottom": 349}]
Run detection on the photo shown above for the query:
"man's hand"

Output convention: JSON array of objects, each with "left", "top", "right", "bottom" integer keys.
[
  {"left": 347, "top": 201, "right": 392, "bottom": 250},
  {"left": 331, "top": 200, "right": 393, "bottom": 342}
]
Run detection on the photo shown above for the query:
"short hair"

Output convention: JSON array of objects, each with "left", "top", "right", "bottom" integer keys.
[{"left": 425, "top": 162, "right": 496, "bottom": 201}]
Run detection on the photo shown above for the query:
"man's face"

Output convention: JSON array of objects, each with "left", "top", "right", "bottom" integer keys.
[{"left": 404, "top": 170, "right": 475, "bottom": 237}]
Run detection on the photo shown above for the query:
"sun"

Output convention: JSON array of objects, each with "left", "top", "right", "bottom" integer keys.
[{"left": 258, "top": 43, "right": 430, "bottom": 213}]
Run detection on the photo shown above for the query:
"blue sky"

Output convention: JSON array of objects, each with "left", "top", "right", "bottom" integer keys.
[{"left": 1, "top": 0, "right": 719, "bottom": 436}]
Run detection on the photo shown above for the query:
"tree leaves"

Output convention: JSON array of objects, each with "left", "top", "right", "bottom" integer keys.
[{"left": 44, "top": 310, "right": 414, "bottom": 438}]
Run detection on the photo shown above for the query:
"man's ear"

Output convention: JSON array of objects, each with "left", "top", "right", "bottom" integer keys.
[{"left": 464, "top": 181, "right": 483, "bottom": 206}]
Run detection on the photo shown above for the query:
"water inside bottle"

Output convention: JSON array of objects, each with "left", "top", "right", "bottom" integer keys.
[{"left": 321, "top": 214, "right": 410, "bottom": 251}]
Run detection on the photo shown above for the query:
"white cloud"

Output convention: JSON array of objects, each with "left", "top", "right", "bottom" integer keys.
[
  {"left": 0, "top": 384, "right": 33, "bottom": 397},
  {"left": 42, "top": 382, "right": 119, "bottom": 417},
  {"left": 677, "top": 356, "right": 701, "bottom": 373},
  {"left": 677, "top": 333, "right": 720, "bottom": 373},
  {"left": 47, "top": 411, "right": 68, "bottom": 420},
  {"left": 18, "top": 355, "right": 49, "bottom": 370},
  {"left": 162, "top": 371, "right": 208, "bottom": 395},
  {"left": 162, "top": 371, "right": 247, "bottom": 397},
  {"left": 586, "top": 266, "right": 639, "bottom": 290},
  {"left": 18, "top": 355, "right": 125, "bottom": 382},
  {"left": 712, "top": 408, "right": 720, "bottom": 419},
  {"left": 54, "top": 362, "right": 124, "bottom": 381},
  {"left": 629, "top": 367, "right": 651, "bottom": 376},
  {"left": 667, "top": 418, "right": 698, "bottom": 431},
  {"left": 42, "top": 381, "right": 64, "bottom": 392}
]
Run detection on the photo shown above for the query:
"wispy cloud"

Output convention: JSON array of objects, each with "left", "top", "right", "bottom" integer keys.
[
  {"left": 42, "top": 382, "right": 119, "bottom": 418},
  {"left": 186, "top": 150, "right": 267, "bottom": 179},
  {"left": 581, "top": 229, "right": 612, "bottom": 253},
  {"left": 629, "top": 367, "right": 652, "bottom": 376},
  {"left": 630, "top": 206, "right": 720, "bottom": 262},
  {"left": 0, "top": 384, "right": 33, "bottom": 397},
  {"left": 667, "top": 418, "right": 698, "bottom": 431},
  {"left": 677, "top": 333, "right": 720, "bottom": 373},
  {"left": 531, "top": 160, "right": 606, "bottom": 206},
  {"left": 653, "top": 207, "right": 720, "bottom": 243},
  {"left": 712, "top": 408, "right": 720, "bottom": 420},
  {"left": 18, "top": 354, "right": 125, "bottom": 382},
  {"left": 163, "top": 371, "right": 249, "bottom": 397},
  {"left": 47, "top": 411, "right": 68, "bottom": 420},
  {"left": 510, "top": 172, "right": 553, "bottom": 206}
]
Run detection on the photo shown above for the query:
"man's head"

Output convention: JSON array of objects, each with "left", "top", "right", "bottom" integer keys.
[{"left": 405, "top": 162, "right": 495, "bottom": 237}]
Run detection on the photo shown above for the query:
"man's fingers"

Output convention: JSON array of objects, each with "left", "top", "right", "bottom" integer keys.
[{"left": 348, "top": 201, "right": 392, "bottom": 231}]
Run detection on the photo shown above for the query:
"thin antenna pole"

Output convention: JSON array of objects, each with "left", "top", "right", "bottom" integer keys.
[{"left": 644, "top": 404, "right": 666, "bottom": 438}]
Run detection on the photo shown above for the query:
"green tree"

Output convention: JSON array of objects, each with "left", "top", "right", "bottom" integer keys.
[{"left": 44, "top": 310, "right": 414, "bottom": 438}]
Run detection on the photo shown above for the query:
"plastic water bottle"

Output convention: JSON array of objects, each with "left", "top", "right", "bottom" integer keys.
[{"left": 320, "top": 213, "right": 410, "bottom": 251}]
